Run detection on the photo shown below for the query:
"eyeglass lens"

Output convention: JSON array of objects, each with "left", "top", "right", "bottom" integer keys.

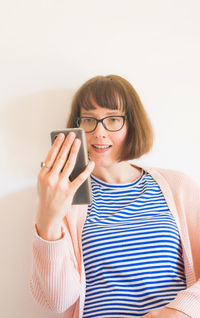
[{"left": 78, "top": 116, "right": 125, "bottom": 132}]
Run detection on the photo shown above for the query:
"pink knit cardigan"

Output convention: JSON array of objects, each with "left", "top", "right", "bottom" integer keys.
[{"left": 30, "top": 164, "right": 200, "bottom": 318}]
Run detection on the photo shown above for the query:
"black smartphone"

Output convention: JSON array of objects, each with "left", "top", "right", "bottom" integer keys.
[{"left": 50, "top": 128, "right": 92, "bottom": 205}]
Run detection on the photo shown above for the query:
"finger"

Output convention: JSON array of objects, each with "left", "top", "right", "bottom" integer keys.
[
  {"left": 70, "top": 161, "right": 95, "bottom": 193},
  {"left": 60, "top": 138, "right": 81, "bottom": 179},
  {"left": 39, "top": 133, "right": 65, "bottom": 176},
  {"left": 51, "top": 132, "right": 77, "bottom": 175}
]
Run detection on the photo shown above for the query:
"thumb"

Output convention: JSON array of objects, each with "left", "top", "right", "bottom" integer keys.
[{"left": 71, "top": 161, "right": 95, "bottom": 191}]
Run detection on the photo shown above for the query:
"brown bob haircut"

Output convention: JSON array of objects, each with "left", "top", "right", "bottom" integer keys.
[{"left": 66, "top": 74, "right": 154, "bottom": 161}]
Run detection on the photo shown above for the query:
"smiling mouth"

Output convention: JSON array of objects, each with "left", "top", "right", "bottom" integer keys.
[{"left": 92, "top": 145, "right": 112, "bottom": 149}]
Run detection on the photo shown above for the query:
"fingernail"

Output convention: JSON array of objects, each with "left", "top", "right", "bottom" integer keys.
[
  {"left": 75, "top": 138, "right": 81, "bottom": 145},
  {"left": 58, "top": 133, "right": 65, "bottom": 140},
  {"left": 69, "top": 132, "right": 75, "bottom": 139}
]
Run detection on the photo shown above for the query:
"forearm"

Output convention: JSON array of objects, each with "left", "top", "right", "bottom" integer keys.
[
  {"left": 166, "top": 279, "right": 200, "bottom": 317},
  {"left": 30, "top": 226, "right": 80, "bottom": 313},
  {"left": 35, "top": 222, "right": 63, "bottom": 241}
]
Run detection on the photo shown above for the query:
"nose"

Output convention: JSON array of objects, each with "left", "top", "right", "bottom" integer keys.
[{"left": 93, "top": 121, "right": 107, "bottom": 138}]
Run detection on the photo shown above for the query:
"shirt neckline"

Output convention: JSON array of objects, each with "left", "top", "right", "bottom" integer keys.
[{"left": 90, "top": 169, "right": 146, "bottom": 188}]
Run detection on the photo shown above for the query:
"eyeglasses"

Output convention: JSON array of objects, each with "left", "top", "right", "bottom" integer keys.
[{"left": 76, "top": 115, "right": 127, "bottom": 132}]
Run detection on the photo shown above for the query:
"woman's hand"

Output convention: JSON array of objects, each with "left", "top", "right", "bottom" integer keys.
[
  {"left": 141, "top": 307, "right": 189, "bottom": 318},
  {"left": 36, "top": 132, "right": 95, "bottom": 240}
]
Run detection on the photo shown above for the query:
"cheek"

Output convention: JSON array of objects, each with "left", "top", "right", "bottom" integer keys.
[
  {"left": 115, "top": 129, "right": 127, "bottom": 145},
  {"left": 117, "top": 136, "right": 126, "bottom": 148}
]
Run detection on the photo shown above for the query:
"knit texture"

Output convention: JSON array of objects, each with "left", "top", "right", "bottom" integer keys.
[{"left": 30, "top": 164, "right": 200, "bottom": 318}]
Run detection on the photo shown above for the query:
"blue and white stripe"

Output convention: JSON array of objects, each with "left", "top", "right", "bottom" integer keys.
[{"left": 82, "top": 170, "right": 186, "bottom": 317}]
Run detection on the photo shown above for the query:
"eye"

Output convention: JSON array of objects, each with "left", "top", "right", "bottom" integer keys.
[
  {"left": 83, "top": 118, "right": 95, "bottom": 123},
  {"left": 109, "top": 117, "right": 120, "bottom": 122}
]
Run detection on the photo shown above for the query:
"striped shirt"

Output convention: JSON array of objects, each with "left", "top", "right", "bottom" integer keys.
[{"left": 82, "top": 170, "right": 187, "bottom": 317}]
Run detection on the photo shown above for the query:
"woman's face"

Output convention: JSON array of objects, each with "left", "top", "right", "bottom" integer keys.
[{"left": 80, "top": 104, "right": 127, "bottom": 168}]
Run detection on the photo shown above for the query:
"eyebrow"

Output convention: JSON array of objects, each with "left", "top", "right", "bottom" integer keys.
[{"left": 81, "top": 110, "right": 124, "bottom": 116}]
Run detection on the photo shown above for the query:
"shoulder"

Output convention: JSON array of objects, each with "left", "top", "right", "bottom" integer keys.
[
  {"left": 143, "top": 165, "right": 200, "bottom": 192},
  {"left": 143, "top": 166, "right": 200, "bottom": 214},
  {"left": 154, "top": 167, "right": 196, "bottom": 183}
]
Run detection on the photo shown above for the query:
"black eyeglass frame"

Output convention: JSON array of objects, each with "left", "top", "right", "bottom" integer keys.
[{"left": 76, "top": 115, "right": 128, "bottom": 133}]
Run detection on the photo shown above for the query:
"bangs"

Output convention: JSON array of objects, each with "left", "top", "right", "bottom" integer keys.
[
  {"left": 77, "top": 76, "right": 126, "bottom": 112},
  {"left": 67, "top": 74, "right": 154, "bottom": 161}
]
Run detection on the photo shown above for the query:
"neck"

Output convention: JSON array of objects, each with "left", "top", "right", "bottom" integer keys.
[{"left": 91, "top": 162, "right": 142, "bottom": 184}]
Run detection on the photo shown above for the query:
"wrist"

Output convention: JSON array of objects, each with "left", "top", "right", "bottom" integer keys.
[{"left": 35, "top": 222, "right": 63, "bottom": 241}]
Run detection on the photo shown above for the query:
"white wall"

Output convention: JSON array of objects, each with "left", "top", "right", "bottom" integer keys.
[{"left": 0, "top": 1, "right": 199, "bottom": 317}]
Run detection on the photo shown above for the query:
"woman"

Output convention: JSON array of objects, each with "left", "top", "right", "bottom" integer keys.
[{"left": 30, "top": 75, "right": 200, "bottom": 318}]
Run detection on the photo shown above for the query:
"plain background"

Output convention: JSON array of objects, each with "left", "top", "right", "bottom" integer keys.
[{"left": 0, "top": 1, "right": 200, "bottom": 317}]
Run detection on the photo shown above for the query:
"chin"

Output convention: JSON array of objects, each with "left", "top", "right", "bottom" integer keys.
[
  {"left": 88, "top": 150, "right": 116, "bottom": 167},
  {"left": 92, "top": 157, "right": 115, "bottom": 168}
]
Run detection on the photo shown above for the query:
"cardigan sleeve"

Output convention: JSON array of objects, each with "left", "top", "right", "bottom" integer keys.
[
  {"left": 157, "top": 168, "right": 200, "bottom": 317},
  {"left": 166, "top": 279, "right": 200, "bottom": 318},
  {"left": 29, "top": 224, "right": 80, "bottom": 313}
]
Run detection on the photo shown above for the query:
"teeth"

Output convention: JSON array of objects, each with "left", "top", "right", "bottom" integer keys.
[{"left": 93, "top": 145, "right": 110, "bottom": 149}]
